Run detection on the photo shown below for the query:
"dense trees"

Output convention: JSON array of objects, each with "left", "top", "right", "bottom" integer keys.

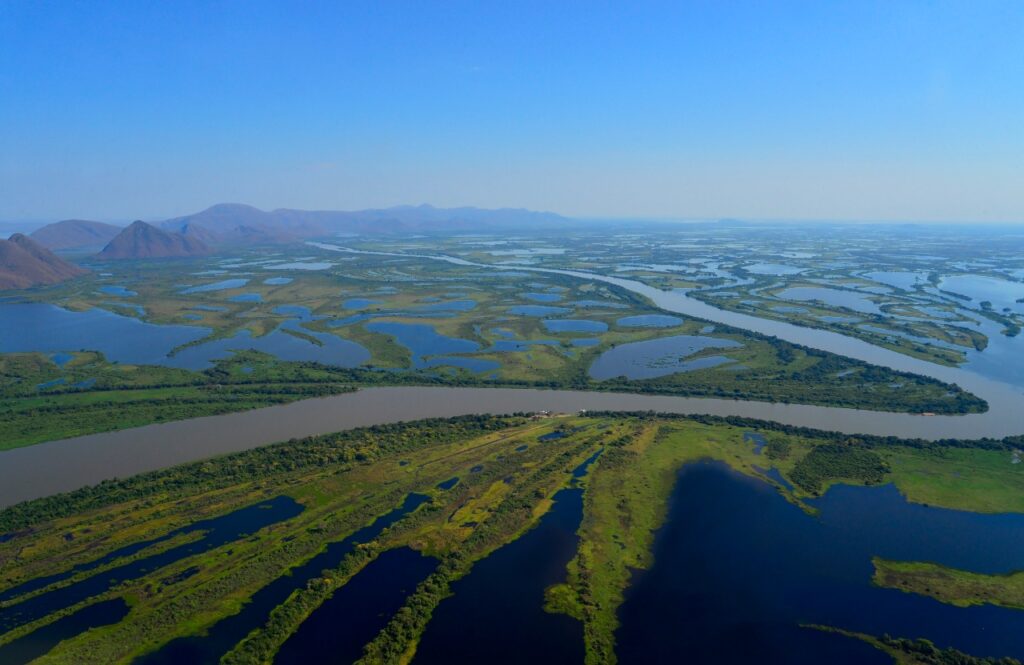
[
  {"left": 879, "top": 636, "right": 1021, "bottom": 665},
  {"left": 789, "top": 444, "right": 889, "bottom": 494},
  {"left": 0, "top": 415, "right": 518, "bottom": 533}
]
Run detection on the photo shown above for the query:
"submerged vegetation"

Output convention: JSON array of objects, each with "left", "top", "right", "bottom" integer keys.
[{"left": 1, "top": 413, "right": 1022, "bottom": 663}]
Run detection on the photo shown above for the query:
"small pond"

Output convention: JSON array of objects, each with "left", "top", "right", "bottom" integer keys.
[
  {"left": 616, "top": 315, "right": 683, "bottom": 328},
  {"left": 180, "top": 279, "right": 249, "bottom": 294},
  {"left": 589, "top": 335, "right": 741, "bottom": 380},
  {"left": 521, "top": 292, "right": 564, "bottom": 303},
  {"left": 97, "top": 285, "right": 138, "bottom": 297},
  {"left": 542, "top": 319, "right": 608, "bottom": 334}
]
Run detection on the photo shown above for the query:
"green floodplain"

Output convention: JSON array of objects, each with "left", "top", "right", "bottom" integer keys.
[
  {"left": 2, "top": 227, "right": 1024, "bottom": 664},
  {"left": 1, "top": 413, "right": 1024, "bottom": 664},
  {"left": 0, "top": 241, "right": 989, "bottom": 450}
]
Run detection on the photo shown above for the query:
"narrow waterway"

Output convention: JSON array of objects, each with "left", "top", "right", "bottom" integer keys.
[
  {"left": 2, "top": 246, "right": 1023, "bottom": 509},
  {"left": 135, "top": 493, "right": 429, "bottom": 665}
]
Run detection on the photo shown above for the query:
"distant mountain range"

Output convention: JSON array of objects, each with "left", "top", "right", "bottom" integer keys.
[
  {"left": 0, "top": 234, "right": 89, "bottom": 289},
  {"left": 25, "top": 203, "right": 571, "bottom": 253},
  {"left": 96, "top": 220, "right": 211, "bottom": 260},
  {"left": 29, "top": 219, "right": 123, "bottom": 251},
  {"left": 158, "top": 203, "right": 570, "bottom": 244}
]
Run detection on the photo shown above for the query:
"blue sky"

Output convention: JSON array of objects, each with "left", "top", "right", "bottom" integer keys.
[{"left": 1, "top": 1, "right": 1022, "bottom": 222}]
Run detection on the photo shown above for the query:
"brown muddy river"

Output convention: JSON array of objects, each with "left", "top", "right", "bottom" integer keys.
[{"left": 2, "top": 248, "right": 1023, "bottom": 508}]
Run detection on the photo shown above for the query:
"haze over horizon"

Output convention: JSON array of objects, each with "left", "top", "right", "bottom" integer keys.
[{"left": 2, "top": 1, "right": 1022, "bottom": 223}]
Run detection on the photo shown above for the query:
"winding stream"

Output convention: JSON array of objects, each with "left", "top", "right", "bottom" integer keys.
[{"left": 1, "top": 245, "right": 1023, "bottom": 508}]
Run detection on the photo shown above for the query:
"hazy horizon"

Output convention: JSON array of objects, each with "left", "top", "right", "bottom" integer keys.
[{"left": 2, "top": 2, "right": 1022, "bottom": 223}]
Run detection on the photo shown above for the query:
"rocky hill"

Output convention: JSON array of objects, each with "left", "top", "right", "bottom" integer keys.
[
  {"left": 96, "top": 220, "right": 210, "bottom": 260},
  {"left": 30, "top": 219, "right": 123, "bottom": 251},
  {"left": 0, "top": 233, "right": 89, "bottom": 289}
]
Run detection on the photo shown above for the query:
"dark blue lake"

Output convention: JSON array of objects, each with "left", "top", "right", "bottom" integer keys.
[
  {"left": 274, "top": 548, "right": 438, "bottom": 665},
  {"left": 0, "top": 497, "right": 304, "bottom": 635},
  {"left": 137, "top": 493, "right": 430, "bottom": 665},
  {"left": 0, "top": 598, "right": 130, "bottom": 665},
  {"left": 589, "top": 335, "right": 741, "bottom": 380},
  {"left": 413, "top": 486, "right": 586, "bottom": 664},
  {"left": 437, "top": 477, "right": 460, "bottom": 490},
  {"left": 616, "top": 461, "right": 1024, "bottom": 664}
]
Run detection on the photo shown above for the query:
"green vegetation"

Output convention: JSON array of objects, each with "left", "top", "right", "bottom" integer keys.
[
  {"left": 542, "top": 412, "right": 1024, "bottom": 664},
  {"left": 0, "top": 244, "right": 988, "bottom": 450},
  {"left": 873, "top": 559, "right": 1024, "bottom": 611},
  {"left": 3, "top": 413, "right": 1024, "bottom": 663},
  {"left": 0, "top": 351, "right": 357, "bottom": 450},
  {"left": 789, "top": 443, "right": 889, "bottom": 494},
  {"left": 876, "top": 636, "right": 1021, "bottom": 665},
  {"left": 809, "top": 627, "right": 1021, "bottom": 665}
]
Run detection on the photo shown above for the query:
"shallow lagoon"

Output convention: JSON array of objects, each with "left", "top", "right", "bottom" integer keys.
[
  {"left": 227, "top": 293, "right": 262, "bottom": 303},
  {"left": 616, "top": 314, "right": 683, "bottom": 328},
  {"left": 940, "top": 275, "right": 1024, "bottom": 313},
  {"left": 863, "top": 271, "right": 928, "bottom": 291},
  {"left": 776, "top": 286, "right": 882, "bottom": 315},
  {"left": 521, "top": 292, "right": 563, "bottom": 303},
  {"left": 180, "top": 278, "right": 249, "bottom": 294},
  {"left": 0, "top": 303, "right": 210, "bottom": 366},
  {"left": 744, "top": 262, "right": 805, "bottom": 276},
  {"left": 616, "top": 462, "right": 1024, "bottom": 663},
  {"left": 589, "top": 335, "right": 741, "bottom": 380},
  {"left": 97, "top": 285, "right": 137, "bottom": 297},
  {"left": 543, "top": 319, "right": 608, "bottom": 334},
  {"left": 367, "top": 321, "right": 498, "bottom": 373},
  {"left": 169, "top": 320, "right": 369, "bottom": 370},
  {"left": 0, "top": 303, "right": 369, "bottom": 370},
  {"left": 342, "top": 298, "right": 382, "bottom": 309}
]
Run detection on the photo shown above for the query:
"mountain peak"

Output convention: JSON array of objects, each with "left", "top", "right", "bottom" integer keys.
[
  {"left": 97, "top": 220, "right": 210, "bottom": 260},
  {"left": 0, "top": 233, "right": 88, "bottom": 290},
  {"left": 30, "top": 219, "right": 123, "bottom": 251}
]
